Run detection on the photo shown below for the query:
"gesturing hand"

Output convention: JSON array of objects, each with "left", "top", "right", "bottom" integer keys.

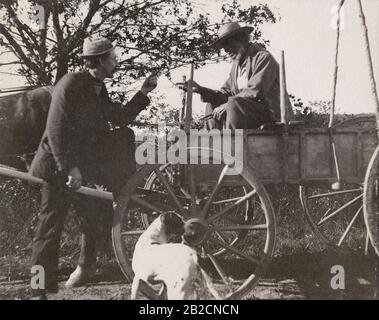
[
  {"left": 177, "top": 79, "right": 203, "bottom": 94},
  {"left": 141, "top": 74, "right": 158, "bottom": 95}
]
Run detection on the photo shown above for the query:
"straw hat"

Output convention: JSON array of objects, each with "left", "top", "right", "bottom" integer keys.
[{"left": 211, "top": 22, "right": 254, "bottom": 49}]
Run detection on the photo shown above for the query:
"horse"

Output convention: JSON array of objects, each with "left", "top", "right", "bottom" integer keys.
[{"left": 0, "top": 86, "right": 53, "bottom": 170}]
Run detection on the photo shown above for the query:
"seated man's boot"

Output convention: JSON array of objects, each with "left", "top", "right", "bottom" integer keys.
[{"left": 65, "top": 266, "right": 91, "bottom": 289}]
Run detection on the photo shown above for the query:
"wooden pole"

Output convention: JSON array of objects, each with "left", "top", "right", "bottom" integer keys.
[
  {"left": 280, "top": 51, "right": 289, "bottom": 183},
  {"left": 279, "top": 51, "right": 288, "bottom": 127},
  {"left": 357, "top": 0, "right": 379, "bottom": 139},
  {"left": 329, "top": 0, "right": 345, "bottom": 128},
  {"left": 180, "top": 75, "right": 187, "bottom": 128},
  {"left": 0, "top": 165, "right": 113, "bottom": 200},
  {"left": 185, "top": 63, "right": 194, "bottom": 134},
  {"left": 0, "top": 85, "right": 41, "bottom": 94}
]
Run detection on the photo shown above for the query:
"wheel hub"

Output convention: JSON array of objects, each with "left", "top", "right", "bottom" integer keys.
[{"left": 183, "top": 217, "right": 209, "bottom": 246}]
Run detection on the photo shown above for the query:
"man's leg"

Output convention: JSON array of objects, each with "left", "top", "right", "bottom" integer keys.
[
  {"left": 66, "top": 196, "right": 113, "bottom": 288},
  {"left": 225, "top": 96, "right": 274, "bottom": 129},
  {"left": 31, "top": 179, "right": 69, "bottom": 297}
]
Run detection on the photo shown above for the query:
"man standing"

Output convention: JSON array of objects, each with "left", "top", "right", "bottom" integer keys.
[
  {"left": 187, "top": 21, "right": 293, "bottom": 129},
  {"left": 29, "top": 36, "right": 157, "bottom": 299}
]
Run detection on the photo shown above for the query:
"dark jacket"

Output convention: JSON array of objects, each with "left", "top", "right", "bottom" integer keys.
[
  {"left": 199, "top": 43, "right": 294, "bottom": 121},
  {"left": 29, "top": 70, "right": 150, "bottom": 183}
]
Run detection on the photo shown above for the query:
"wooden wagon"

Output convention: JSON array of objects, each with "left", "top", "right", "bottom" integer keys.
[{"left": 110, "top": 113, "right": 378, "bottom": 300}]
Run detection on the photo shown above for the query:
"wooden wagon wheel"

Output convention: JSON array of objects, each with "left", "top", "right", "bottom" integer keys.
[
  {"left": 112, "top": 148, "right": 276, "bottom": 299},
  {"left": 299, "top": 117, "right": 377, "bottom": 252},
  {"left": 143, "top": 163, "right": 253, "bottom": 257},
  {"left": 363, "top": 145, "right": 379, "bottom": 256},
  {"left": 299, "top": 183, "right": 366, "bottom": 251}
]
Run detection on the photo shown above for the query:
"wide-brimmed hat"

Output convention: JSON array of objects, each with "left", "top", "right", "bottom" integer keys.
[
  {"left": 80, "top": 36, "right": 115, "bottom": 57},
  {"left": 211, "top": 22, "right": 254, "bottom": 49}
]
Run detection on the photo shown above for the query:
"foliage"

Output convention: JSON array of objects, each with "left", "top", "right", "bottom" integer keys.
[
  {"left": 290, "top": 94, "right": 331, "bottom": 127},
  {"left": 0, "top": 0, "right": 277, "bottom": 93}
]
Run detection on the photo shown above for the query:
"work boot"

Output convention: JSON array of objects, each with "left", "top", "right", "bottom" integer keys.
[{"left": 65, "top": 266, "right": 91, "bottom": 289}]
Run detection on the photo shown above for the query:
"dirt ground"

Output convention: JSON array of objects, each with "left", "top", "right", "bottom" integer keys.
[{"left": 0, "top": 250, "right": 377, "bottom": 300}]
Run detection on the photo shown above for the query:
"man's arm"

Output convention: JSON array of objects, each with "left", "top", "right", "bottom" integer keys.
[
  {"left": 110, "top": 91, "right": 150, "bottom": 126},
  {"left": 45, "top": 73, "right": 78, "bottom": 175},
  {"left": 235, "top": 51, "right": 278, "bottom": 100},
  {"left": 198, "top": 74, "right": 232, "bottom": 107},
  {"left": 111, "top": 75, "right": 157, "bottom": 126}
]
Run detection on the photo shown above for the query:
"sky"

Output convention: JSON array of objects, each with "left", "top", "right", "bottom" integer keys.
[
  {"left": 1, "top": 0, "right": 379, "bottom": 115},
  {"left": 159, "top": 0, "right": 379, "bottom": 115}
]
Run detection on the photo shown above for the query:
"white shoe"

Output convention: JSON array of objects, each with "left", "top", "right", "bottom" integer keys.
[{"left": 65, "top": 266, "right": 90, "bottom": 289}]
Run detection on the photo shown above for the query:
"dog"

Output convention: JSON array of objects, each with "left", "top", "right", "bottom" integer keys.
[{"left": 131, "top": 212, "right": 218, "bottom": 300}]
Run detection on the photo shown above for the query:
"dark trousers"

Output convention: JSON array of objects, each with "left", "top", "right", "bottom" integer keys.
[
  {"left": 205, "top": 96, "right": 274, "bottom": 130},
  {"left": 30, "top": 178, "right": 115, "bottom": 296},
  {"left": 30, "top": 128, "right": 136, "bottom": 296}
]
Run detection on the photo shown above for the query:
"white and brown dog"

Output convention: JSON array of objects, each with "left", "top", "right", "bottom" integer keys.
[{"left": 131, "top": 212, "right": 217, "bottom": 300}]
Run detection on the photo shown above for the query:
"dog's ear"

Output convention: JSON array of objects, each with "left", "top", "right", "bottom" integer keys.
[{"left": 162, "top": 212, "right": 185, "bottom": 237}]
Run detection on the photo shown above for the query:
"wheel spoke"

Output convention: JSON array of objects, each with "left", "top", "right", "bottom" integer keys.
[
  {"left": 130, "top": 195, "right": 164, "bottom": 214},
  {"left": 189, "top": 165, "right": 197, "bottom": 215},
  {"left": 320, "top": 208, "right": 332, "bottom": 221},
  {"left": 163, "top": 164, "right": 174, "bottom": 184},
  {"left": 180, "top": 187, "right": 191, "bottom": 199},
  {"left": 308, "top": 188, "right": 362, "bottom": 199},
  {"left": 318, "top": 194, "right": 363, "bottom": 226},
  {"left": 212, "top": 196, "right": 245, "bottom": 205},
  {"left": 212, "top": 224, "right": 267, "bottom": 232},
  {"left": 208, "top": 189, "right": 257, "bottom": 223},
  {"left": 214, "top": 231, "right": 230, "bottom": 244},
  {"left": 121, "top": 230, "right": 144, "bottom": 237},
  {"left": 138, "top": 187, "right": 189, "bottom": 202},
  {"left": 200, "top": 165, "right": 229, "bottom": 218},
  {"left": 207, "top": 253, "right": 232, "bottom": 289},
  {"left": 209, "top": 237, "right": 260, "bottom": 265},
  {"left": 337, "top": 205, "right": 363, "bottom": 246},
  {"left": 154, "top": 169, "right": 186, "bottom": 216},
  {"left": 365, "top": 231, "right": 370, "bottom": 255}
]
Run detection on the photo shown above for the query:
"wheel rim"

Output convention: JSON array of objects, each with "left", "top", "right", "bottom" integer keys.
[
  {"left": 112, "top": 148, "right": 276, "bottom": 299},
  {"left": 363, "top": 145, "right": 379, "bottom": 255}
]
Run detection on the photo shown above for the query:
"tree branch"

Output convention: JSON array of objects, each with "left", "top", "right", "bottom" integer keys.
[
  {"left": 3, "top": 3, "right": 39, "bottom": 49},
  {"left": 52, "top": 0, "right": 64, "bottom": 45},
  {"left": 0, "top": 61, "right": 21, "bottom": 66},
  {"left": 0, "top": 24, "right": 48, "bottom": 84},
  {"left": 66, "top": 0, "right": 102, "bottom": 53}
]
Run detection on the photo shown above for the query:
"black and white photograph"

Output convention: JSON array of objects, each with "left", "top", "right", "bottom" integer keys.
[{"left": 0, "top": 0, "right": 378, "bottom": 303}]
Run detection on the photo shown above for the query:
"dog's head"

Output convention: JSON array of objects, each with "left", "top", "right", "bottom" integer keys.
[{"left": 160, "top": 212, "right": 185, "bottom": 242}]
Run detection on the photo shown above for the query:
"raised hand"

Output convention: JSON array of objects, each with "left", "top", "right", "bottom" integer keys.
[
  {"left": 176, "top": 79, "right": 203, "bottom": 94},
  {"left": 141, "top": 74, "right": 158, "bottom": 95}
]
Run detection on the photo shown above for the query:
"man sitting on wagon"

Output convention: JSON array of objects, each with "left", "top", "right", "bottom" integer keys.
[{"left": 187, "top": 21, "right": 293, "bottom": 129}]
